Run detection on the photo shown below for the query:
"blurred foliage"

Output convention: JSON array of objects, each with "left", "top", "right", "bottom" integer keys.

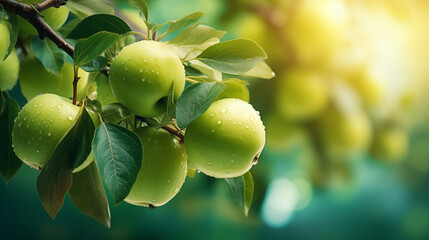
[{"left": 3, "top": 0, "right": 429, "bottom": 239}]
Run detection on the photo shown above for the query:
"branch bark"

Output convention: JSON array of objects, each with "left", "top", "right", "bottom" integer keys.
[{"left": 0, "top": 0, "right": 74, "bottom": 56}]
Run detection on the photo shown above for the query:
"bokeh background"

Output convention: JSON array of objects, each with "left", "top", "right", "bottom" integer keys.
[{"left": 2, "top": 0, "right": 429, "bottom": 239}]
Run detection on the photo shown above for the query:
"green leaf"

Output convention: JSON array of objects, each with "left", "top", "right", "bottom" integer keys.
[
  {"left": 32, "top": 38, "right": 65, "bottom": 75},
  {"left": 36, "top": 107, "right": 95, "bottom": 218},
  {"left": 216, "top": 78, "right": 249, "bottom": 102},
  {"left": 101, "top": 103, "right": 131, "bottom": 124},
  {"left": 159, "top": 86, "right": 176, "bottom": 128},
  {"left": 58, "top": 18, "right": 81, "bottom": 37},
  {"left": 67, "top": 14, "right": 131, "bottom": 39},
  {"left": 81, "top": 56, "right": 109, "bottom": 72},
  {"left": 225, "top": 171, "right": 254, "bottom": 216},
  {"left": 169, "top": 24, "right": 226, "bottom": 46},
  {"left": 86, "top": 99, "right": 102, "bottom": 113},
  {"left": 166, "top": 12, "right": 204, "bottom": 34},
  {"left": 0, "top": 93, "right": 21, "bottom": 183},
  {"left": 176, "top": 82, "right": 226, "bottom": 129},
  {"left": 69, "top": 161, "right": 111, "bottom": 228},
  {"left": 129, "top": 0, "right": 148, "bottom": 21},
  {"left": 242, "top": 61, "right": 276, "bottom": 79},
  {"left": 196, "top": 39, "right": 267, "bottom": 75},
  {"left": 74, "top": 31, "right": 123, "bottom": 66},
  {"left": 92, "top": 123, "right": 142, "bottom": 205},
  {"left": 168, "top": 24, "right": 225, "bottom": 59},
  {"left": 66, "top": 0, "right": 114, "bottom": 19},
  {"left": 189, "top": 60, "right": 222, "bottom": 81},
  {"left": 3, "top": 11, "right": 18, "bottom": 61}
]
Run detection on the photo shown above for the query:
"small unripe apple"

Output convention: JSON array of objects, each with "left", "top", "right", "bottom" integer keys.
[
  {"left": 18, "top": 0, "right": 69, "bottom": 38},
  {"left": 276, "top": 69, "right": 329, "bottom": 121},
  {"left": 0, "top": 21, "right": 10, "bottom": 64},
  {"left": 371, "top": 126, "right": 408, "bottom": 163},
  {"left": 109, "top": 40, "right": 185, "bottom": 117},
  {"left": 318, "top": 108, "right": 372, "bottom": 157},
  {"left": 185, "top": 98, "right": 265, "bottom": 178},
  {"left": 19, "top": 58, "right": 88, "bottom": 100},
  {"left": 0, "top": 48, "right": 19, "bottom": 90},
  {"left": 284, "top": 0, "right": 348, "bottom": 68},
  {"left": 12, "top": 94, "right": 95, "bottom": 170},
  {"left": 125, "top": 127, "right": 187, "bottom": 207}
]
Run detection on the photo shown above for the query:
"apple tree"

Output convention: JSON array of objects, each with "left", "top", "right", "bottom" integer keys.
[{"left": 0, "top": 0, "right": 274, "bottom": 227}]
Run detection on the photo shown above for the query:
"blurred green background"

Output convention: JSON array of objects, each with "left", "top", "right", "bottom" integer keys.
[{"left": 3, "top": 0, "right": 429, "bottom": 239}]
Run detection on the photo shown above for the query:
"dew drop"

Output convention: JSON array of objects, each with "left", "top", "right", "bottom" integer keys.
[
  {"left": 121, "top": 61, "right": 124, "bottom": 64},
  {"left": 228, "top": 118, "right": 232, "bottom": 121},
  {"left": 217, "top": 120, "right": 222, "bottom": 125},
  {"left": 125, "top": 67, "right": 128, "bottom": 70},
  {"left": 140, "top": 69, "right": 143, "bottom": 73},
  {"left": 26, "top": 124, "right": 29, "bottom": 128},
  {"left": 67, "top": 115, "right": 73, "bottom": 121},
  {"left": 245, "top": 125, "right": 249, "bottom": 129},
  {"left": 151, "top": 70, "right": 154, "bottom": 73},
  {"left": 167, "top": 180, "right": 171, "bottom": 183},
  {"left": 208, "top": 162, "right": 212, "bottom": 165},
  {"left": 230, "top": 160, "right": 234, "bottom": 163},
  {"left": 48, "top": 132, "right": 51, "bottom": 136},
  {"left": 156, "top": 72, "right": 159, "bottom": 75},
  {"left": 239, "top": 122, "right": 242, "bottom": 125},
  {"left": 211, "top": 129, "right": 215, "bottom": 133},
  {"left": 34, "top": 104, "right": 37, "bottom": 107},
  {"left": 220, "top": 109, "right": 227, "bottom": 114},
  {"left": 36, "top": 150, "right": 39, "bottom": 153},
  {"left": 250, "top": 116, "right": 255, "bottom": 122},
  {"left": 50, "top": 108, "right": 54, "bottom": 112},
  {"left": 197, "top": 170, "right": 201, "bottom": 173},
  {"left": 175, "top": 188, "right": 179, "bottom": 192},
  {"left": 252, "top": 129, "right": 256, "bottom": 132},
  {"left": 144, "top": 59, "right": 147, "bottom": 63},
  {"left": 128, "top": 57, "right": 131, "bottom": 60},
  {"left": 210, "top": 113, "right": 215, "bottom": 117},
  {"left": 233, "top": 122, "right": 236, "bottom": 125},
  {"left": 39, "top": 131, "right": 42, "bottom": 134},
  {"left": 57, "top": 104, "right": 62, "bottom": 109}
]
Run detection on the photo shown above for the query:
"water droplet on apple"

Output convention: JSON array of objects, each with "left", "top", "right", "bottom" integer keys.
[
  {"left": 211, "top": 129, "right": 215, "bottom": 133},
  {"left": 239, "top": 122, "right": 242, "bottom": 125},
  {"left": 156, "top": 72, "right": 159, "bottom": 75},
  {"left": 217, "top": 120, "right": 222, "bottom": 125},
  {"left": 57, "top": 104, "right": 62, "bottom": 109},
  {"left": 50, "top": 108, "right": 53, "bottom": 112},
  {"left": 245, "top": 125, "right": 249, "bottom": 129},
  {"left": 220, "top": 109, "right": 227, "bottom": 114},
  {"left": 208, "top": 162, "right": 212, "bottom": 165},
  {"left": 67, "top": 115, "right": 73, "bottom": 121},
  {"left": 175, "top": 188, "right": 179, "bottom": 193},
  {"left": 26, "top": 124, "right": 29, "bottom": 128},
  {"left": 48, "top": 132, "right": 51, "bottom": 136},
  {"left": 250, "top": 116, "right": 255, "bottom": 122},
  {"left": 210, "top": 113, "right": 215, "bottom": 117}
]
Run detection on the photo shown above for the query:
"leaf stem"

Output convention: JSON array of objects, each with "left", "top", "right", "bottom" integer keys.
[{"left": 72, "top": 65, "right": 80, "bottom": 105}]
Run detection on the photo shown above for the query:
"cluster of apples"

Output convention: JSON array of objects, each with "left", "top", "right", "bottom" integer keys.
[
  {"left": 229, "top": 0, "right": 411, "bottom": 186},
  {"left": 1, "top": 3, "right": 266, "bottom": 207}
]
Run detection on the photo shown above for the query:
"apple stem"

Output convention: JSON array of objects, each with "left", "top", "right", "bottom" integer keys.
[{"left": 162, "top": 125, "right": 185, "bottom": 143}]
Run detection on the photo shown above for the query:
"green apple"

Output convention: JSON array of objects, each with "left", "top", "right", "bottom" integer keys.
[
  {"left": 19, "top": 58, "right": 89, "bottom": 100},
  {"left": 185, "top": 98, "right": 265, "bottom": 178},
  {"left": 284, "top": 0, "right": 348, "bottom": 69},
  {"left": 276, "top": 69, "right": 329, "bottom": 121},
  {"left": 0, "top": 48, "right": 19, "bottom": 90},
  {"left": 18, "top": 0, "right": 69, "bottom": 38},
  {"left": 371, "top": 126, "right": 408, "bottom": 163},
  {"left": 12, "top": 93, "right": 95, "bottom": 170},
  {"left": 109, "top": 40, "right": 185, "bottom": 117},
  {"left": 318, "top": 108, "right": 372, "bottom": 157},
  {"left": 0, "top": 21, "right": 10, "bottom": 64},
  {"left": 89, "top": 72, "right": 117, "bottom": 105},
  {"left": 125, "top": 126, "right": 187, "bottom": 207}
]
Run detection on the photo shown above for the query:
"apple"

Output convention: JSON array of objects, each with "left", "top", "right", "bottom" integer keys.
[
  {"left": 0, "top": 48, "right": 19, "bottom": 90},
  {"left": 184, "top": 98, "right": 265, "bottom": 178},
  {"left": 18, "top": 0, "right": 69, "bottom": 38},
  {"left": 89, "top": 72, "right": 117, "bottom": 105},
  {"left": 283, "top": 0, "right": 348, "bottom": 69},
  {"left": 109, "top": 40, "right": 185, "bottom": 117},
  {"left": 371, "top": 126, "right": 408, "bottom": 163},
  {"left": 317, "top": 108, "right": 372, "bottom": 158},
  {"left": 125, "top": 126, "right": 187, "bottom": 207},
  {"left": 0, "top": 21, "right": 10, "bottom": 64},
  {"left": 276, "top": 69, "right": 330, "bottom": 122},
  {"left": 12, "top": 93, "right": 96, "bottom": 171},
  {"left": 19, "top": 58, "right": 89, "bottom": 100}
]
